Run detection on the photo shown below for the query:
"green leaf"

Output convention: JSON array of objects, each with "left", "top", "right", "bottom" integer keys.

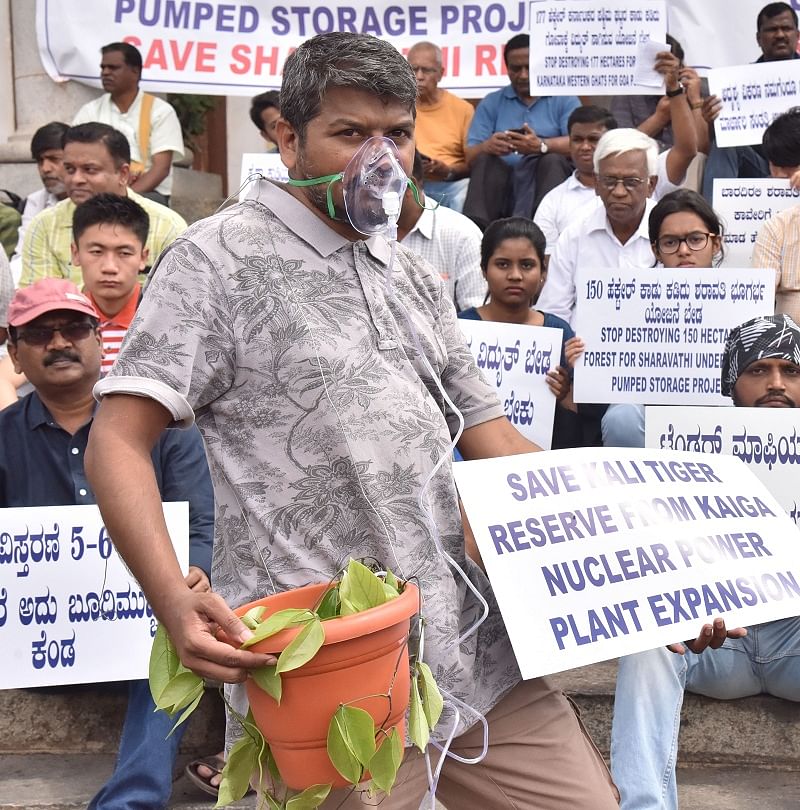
[
  {"left": 216, "top": 736, "right": 259, "bottom": 807},
  {"left": 339, "top": 559, "right": 387, "bottom": 614},
  {"left": 316, "top": 587, "right": 341, "bottom": 620},
  {"left": 416, "top": 662, "right": 443, "bottom": 730},
  {"left": 157, "top": 671, "right": 204, "bottom": 714},
  {"left": 241, "top": 608, "right": 314, "bottom": 649},
  {"left": 327, "top": 705, "right": 375, "bottom": 783},
  {"left": 240, "top": 605, "right": 266, "bottom": 630},
  {"left": 166, "top": 683, "right": 204, "bottom": 735},
  {"left": 276, "top": 617, "right": 324, "bottom": 674},
  {"left": 368, "top": 727, "right": 403, "bottom": 796},
  {"left": 148, "top": 624, "right": 180, "bottom": 706},
  {"left": 285, "top": 784, "right": 332, "bottom": 809},
  {"left": 263, "top": 796, "right": 282, "bottom": 810},
  {"left": 338, "top": 595, "right": 360, "bottom": 617},
  {"left": 252, "top": 664, "right": 282, "bottom": 704},
  {"left": 384, "top": 569, "right": 400, "bottom": 595},
  {"left": 408, "top": 677, "right": 429, "bottom": 751}
]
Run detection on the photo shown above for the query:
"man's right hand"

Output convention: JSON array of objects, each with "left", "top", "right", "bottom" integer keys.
[
  {"left": 161, "top": 587, "right": 277, "bottom": 682},
  {"left": 667, "top": 617, "right": 747, "bottom": 655},
  {"left": 485, "top": 131, "right": 515, "bottom": 157}
]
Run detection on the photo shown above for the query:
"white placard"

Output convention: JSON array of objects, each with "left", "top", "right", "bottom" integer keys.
[
  {"left": 573, "top": 267, "right": 775, "bottom": 406},
  {"left": 0, "top": 503, "right": 189, "bottom": 690},
  {"left": 713, "top": 178, "right": 800, "bottom": 268},
  {"left": 239, "top": 153, "right": 290, "bottom": 201},
  {"left": 454, "top": 447, "right": 800, "bottom": 679},
  {"left": 459, "top": 320, "right": 562, "bottom": 450},
  {"left": 529, "top": 0, "right": 667, "bottom": 95},
  {"left": 708, "top": 61, "right": 800, "bottom": 148},
  {"left": 646, "top": 406, "right": 800, "bottom": 525}
]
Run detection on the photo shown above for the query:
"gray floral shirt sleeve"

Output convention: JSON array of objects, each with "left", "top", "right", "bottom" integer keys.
[{"left": 97, "top": 181, "right": 519, "bottom": 742}]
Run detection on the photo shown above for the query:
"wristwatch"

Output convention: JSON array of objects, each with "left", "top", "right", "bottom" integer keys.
[
  {"left": 665, "top": 85, "right": 684, "bottom": 98},
  {"left": 540, "top": 140, "right": 549, "bottom": 154}
]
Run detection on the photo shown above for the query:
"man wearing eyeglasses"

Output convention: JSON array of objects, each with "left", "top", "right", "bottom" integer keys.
[
  {"left": 0, "top": 277, "right": 215, "bottom": 809},
  {"left": 406, "top": 42, "right": 473, "bottom": 214},
  {"left": 537, "top": 128, "right": 659, "bottom": 327}
]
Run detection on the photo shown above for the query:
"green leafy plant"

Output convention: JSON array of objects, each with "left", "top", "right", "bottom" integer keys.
[{"left": 149, "top": 559, "right": 443, "bottom": 809}]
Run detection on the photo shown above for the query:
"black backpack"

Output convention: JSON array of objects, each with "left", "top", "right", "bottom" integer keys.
[{"left": 0, "top": 189, "right": 25, "bottom": 215}]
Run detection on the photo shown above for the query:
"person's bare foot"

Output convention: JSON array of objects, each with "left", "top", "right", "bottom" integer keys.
[{"left": 185, "top": 751, "right": 225, "bottom": 794}]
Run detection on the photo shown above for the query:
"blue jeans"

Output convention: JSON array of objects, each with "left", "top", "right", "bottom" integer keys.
[
  {"left": 611, "top": 617, "right": 800, "bottom": 809},
  {"left": 423, "top": 178, "right": 470, "bottom": 214},
  {"left": 601, "top": 404, "right": 645, "bottom": 448},
  {"left": 87, "top": 679, "right": 187, "bottom": 810}
]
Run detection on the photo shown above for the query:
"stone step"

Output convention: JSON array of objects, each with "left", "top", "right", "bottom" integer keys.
[
  {"left": 3, "top": 754, "right": 800, "bottom": 809},
  {"left": 553, "top": 660, "right": 800, "bottom": 769}
]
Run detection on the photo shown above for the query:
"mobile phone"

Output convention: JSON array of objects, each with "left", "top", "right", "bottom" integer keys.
[
  {"left": 509, "top": 127, "right": 527, "bottom": 134},
  {"left": 418, "top": 152, "right": 432, "bottom": 162}
]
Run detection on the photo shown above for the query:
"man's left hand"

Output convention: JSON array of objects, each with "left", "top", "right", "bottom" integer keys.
[
  {"left": 667, "top": 617, "right": 747, "bottom": 655},
  {"left": 423, "top": 157, "right": 452, "bottom": 181},
  {"left": 505, "top": 124, "right": 545, "bottom": 156},
  {"left": 185, "top": 566, "right": 211, "bottom": 593}
]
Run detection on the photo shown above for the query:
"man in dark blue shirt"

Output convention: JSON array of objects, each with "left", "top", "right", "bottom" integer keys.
[{"left": 1, "top": 277, "right": 215, "bottom": 809}]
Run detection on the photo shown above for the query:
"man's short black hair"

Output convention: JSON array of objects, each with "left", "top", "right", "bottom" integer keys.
[
  {"left": 101, "top": 41, "right": 143, "bottom": 73},
  {"left": 72, "top": 193, "right": 150, "bottom": 247},
  {"left": 568, "top": 106, "right": 618, "bottom": 134},
  {"left": 762, "top": 107, "right": 800, "bottom": 166},
  {"left": 63, "top": 123, "right": 131, "bottom": 168},
  {"left": 249, "top": 91, "right": 281, "bottom": 132},
  {"left": 666, "top": 34, "right": 685, "bottom": 65},
  {"left": 30, "top": 122, "right": 69, "bottom": 161},
  {"left": 503, "top": 34, "right": 529, "bottom": 66},
  {"left": 757, "top": 2, "right": 798, "bottom": 29}
]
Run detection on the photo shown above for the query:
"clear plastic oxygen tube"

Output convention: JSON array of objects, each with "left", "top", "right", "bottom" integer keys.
[{"left": 380, "top": 192, "right": 490, "bottom": 807}]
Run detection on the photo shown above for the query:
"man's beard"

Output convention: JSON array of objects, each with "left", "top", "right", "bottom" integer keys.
[{"left": 294, "top": 151, "right": 348, "bottom": 223}]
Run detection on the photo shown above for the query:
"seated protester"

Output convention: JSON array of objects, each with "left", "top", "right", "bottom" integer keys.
[
  {"left": 0, "top": 203, "right": 21, "bottom": 259},
  {"left": 569, "top": 189, "right": 725, "bottom": 448},
  {"left": 752, "top": 107, "right": 800, "bottom": 323},
  {"left": 399, "top": 152, "right": 486, "bottom": 311},
  {"left": 610, "top": 312, "right": 800, "bottom": 810},
  {"left": 458, "top": 218, "right": 603, "bottom": 448},
  {"left": 463, "top": 33, "right": 580, "bottom": 227},
  {"left": 536, "top": 56, "right": 697, "bottom": 257},
  {"left": 1, "top": 279, "right": 214, "bottom": 810},
  {"left": 702, "top": 2, "right": 800, "bottom": 201},
  {"left": 20, "top": 123, "right": 186, "bottom": 288},
  {"left": 249, "top": 90, "right": 281, "bottom": 150},
  {"left": 611, "top": 35, "right": 708, "bottom": 155},
  {"left": 71, "top": 194, "right": 148, "bottom": 374}
]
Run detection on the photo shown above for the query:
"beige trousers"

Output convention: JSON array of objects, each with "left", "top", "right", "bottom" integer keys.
[{"left": 321, "top": 677, "right": 619, "bottom": 810}]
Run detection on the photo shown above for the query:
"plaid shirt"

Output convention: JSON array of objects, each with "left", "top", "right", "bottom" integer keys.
[
  {"left": 752, "top": 206, "right": 800, "bottom": 323},
  {"left": 19, "top": 188, "right": 187, "bottom": 288}
]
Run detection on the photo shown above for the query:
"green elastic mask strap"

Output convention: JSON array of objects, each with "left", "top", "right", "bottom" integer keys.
[
  {"left": 286, "top": 173, "right": 342, "bottom": 219},
  {"left": 408, "top": 178, "right": 439, "bottom": 211}
]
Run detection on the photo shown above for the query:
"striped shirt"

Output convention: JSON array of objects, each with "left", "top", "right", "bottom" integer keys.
[
  {"left": 752, "top": 205, "right": 800, "bottom": 323},
  {"left": 88, "top": 286, "right": 140, "bottom": 375}
]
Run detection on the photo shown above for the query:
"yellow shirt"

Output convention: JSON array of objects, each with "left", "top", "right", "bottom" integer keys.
[
  {"left": 752, "top": 205, "right": 800, "bottom": 323},
  {"left": 414, "top": 90, "right": 474, "bottom": 167},
  {"left": 19, "top": 189, "right": 187, "bottom": 288}
]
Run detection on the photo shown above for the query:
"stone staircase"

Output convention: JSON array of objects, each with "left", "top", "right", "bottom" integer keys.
[{"left": 2, "top": 660, "right": 800, "bottom": 808}]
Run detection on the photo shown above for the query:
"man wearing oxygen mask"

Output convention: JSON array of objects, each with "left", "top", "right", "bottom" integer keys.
[{"left": 85, "top": 32, "right": 618, "bottom": 809}]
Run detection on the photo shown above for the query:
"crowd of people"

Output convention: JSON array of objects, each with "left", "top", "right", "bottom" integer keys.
[{"left": 3, "top": 3, "right": 800, "bottom": 808}]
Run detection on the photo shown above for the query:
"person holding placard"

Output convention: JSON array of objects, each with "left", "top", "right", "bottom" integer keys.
[
  {"left": 701, "top": 2, "right": 800, "bottom": 201},
  {"left": 458, "top": 217, "right": 604, "bottom": 448},
  {"left": 610, "top": 312, "right": 800, "bottom": 810}
]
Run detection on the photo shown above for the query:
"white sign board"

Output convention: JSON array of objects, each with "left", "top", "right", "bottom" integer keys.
[
  {"left": 646, "top": 406, "right": 800, "bottom": 525},
  {"left": 573, "top": 267, "right": 775, "bottom": 406},
  {"left": 459, "top": 320, "right": 562, "bottom": 450},
  {"left": 708, "top": 61, "right": 800, "bottom": 148},
  {"left": 1, "top": 503, "right": 189, "bottom": 689},
  {"left": 239, "top": 153, "right": 290, "bottom": 201},
  {"left": 713, "top": 178, "right": 800, "bottom": 268},
  {"left": 454, "top": 447, "right": 800, "bottom": 679},
  {"left": 529, "top": 0, "right": 667, "bottom": 95}
]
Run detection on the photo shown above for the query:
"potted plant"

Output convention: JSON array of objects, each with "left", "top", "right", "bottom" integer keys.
[{"left": 149, "top": 558, "right": 443, "bottom": 809}]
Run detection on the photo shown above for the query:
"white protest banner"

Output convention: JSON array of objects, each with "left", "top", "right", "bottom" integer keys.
[
  {"left": 708, "top": 61, "right": 800, "bottom": 148},
  {"left": 1, "top": 502, "right": 188, "bottom": 690},
  {"left": 459, "top": 320, "right": 561, "bottom": 450},
  {"left": 529, "top": 0, "right": 667, "bottom": 96},
  {"left": 713, "top": 178, "right": 800, "bottom": 268},
  {"left": 239, "top": 153, "right": 290, "bottom": 201},
  {"left": 35, "top": 0, "right": 530, "bottom": 97},
  {"left": 573, "top": 267, "right": 775, "bottom": 406},
  {"left": 454, "top": 447, "right": 800, "bottom": 679},
  {"left": 646, "top": 406, "right": 800, "bottom": 525}
]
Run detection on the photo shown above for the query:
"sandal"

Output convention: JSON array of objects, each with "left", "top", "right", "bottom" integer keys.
[{"left": 184, "top": 754, "right": 225, "bottom": 797}]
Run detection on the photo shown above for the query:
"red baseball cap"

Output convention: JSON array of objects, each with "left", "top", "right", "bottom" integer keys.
[{"left": 8, "top": 279, "right": 98, "bottom": 327}]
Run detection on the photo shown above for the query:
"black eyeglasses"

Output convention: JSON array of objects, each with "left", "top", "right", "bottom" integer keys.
[
  {"left": 655, "top": 232, "right": 715, "bottom": 254},
  {"left": 16, "top": 322, "right": 96, "bottom": 346},
  {"left": 597, "top": 175, "right": 647, "bottom": 191}
]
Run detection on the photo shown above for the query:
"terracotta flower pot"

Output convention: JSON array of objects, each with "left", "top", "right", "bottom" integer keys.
[{"left": 232, "top": 581, "right": 420, "bottom": 790}]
